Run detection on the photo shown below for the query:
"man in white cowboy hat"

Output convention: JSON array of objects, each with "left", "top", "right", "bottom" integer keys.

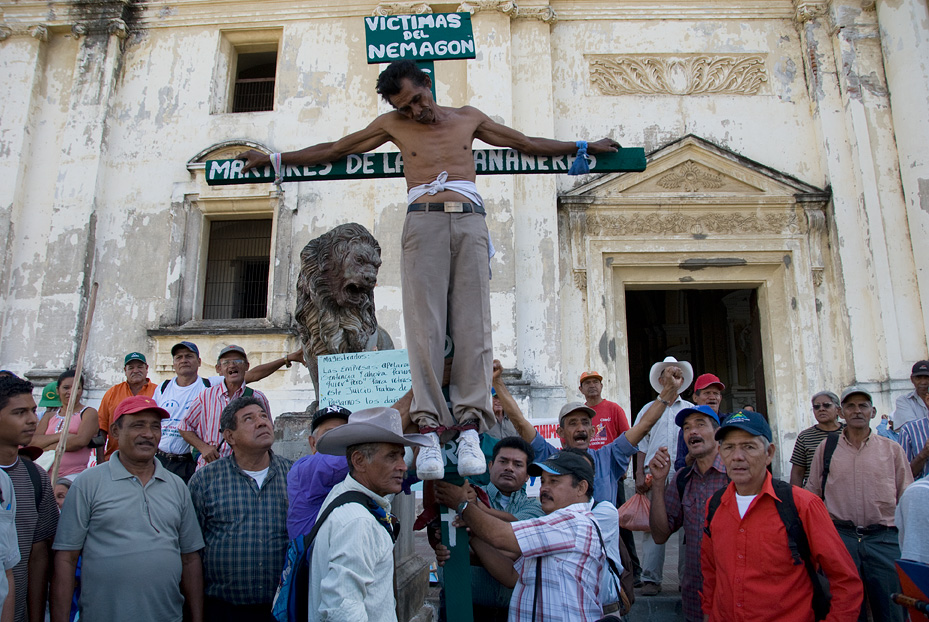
[
  {"left": 309, "top": 407, "right": 430, "bottom": 622},
  {"left": 633, "top": 356, "right": 694, "bottom": 596}
]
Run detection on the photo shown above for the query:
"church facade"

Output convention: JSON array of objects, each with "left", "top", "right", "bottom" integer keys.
[{"left": 2, "top": 0, "right": 927, "bottom": 473}]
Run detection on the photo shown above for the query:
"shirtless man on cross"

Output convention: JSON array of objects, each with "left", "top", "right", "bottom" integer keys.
[{"left": 241, "top": 60, "right": 618, "bottom": 481}]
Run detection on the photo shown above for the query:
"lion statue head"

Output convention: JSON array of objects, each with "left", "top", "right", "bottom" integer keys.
[{"left": 295, "top": 223, "right": 391, "bottom": 396}]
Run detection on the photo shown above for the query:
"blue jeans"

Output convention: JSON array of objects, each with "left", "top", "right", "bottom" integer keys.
[{"left": 836, "top": 525, "right": 905, "bottom": 622}]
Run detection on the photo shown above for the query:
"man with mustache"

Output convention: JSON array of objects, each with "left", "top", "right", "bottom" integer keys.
[
  {"left": 52, "top": 395, "right": 205, "bottom": 622},
  {"left": 0, "top": 376, "right": 58, "bottom": 622},
  {"left": 701, "top": 409, "right": 862, "bottom": 621},
  {"left": 806, "top": 387, "right": 913, "bottom": 622},
  {"left": 673, "top": 372, "right": 725, "bottom": 471},
  {"left": 240, "top": 60, "right": 619, "bottom": 483},
  {"left": 189, "top": 396, "right": 292, "bottom": 622},
  {"left": 155, "top": 341, "right": 301, "bottom": 483},
  {"left": 179, "top": 345, "right": 271, "bottom": 470},
  {"left": 647, "top": 405, "right": 728, "bottom": 622},
  {"left": 97, "top": 352, "right": 156, "bottom": 461}
]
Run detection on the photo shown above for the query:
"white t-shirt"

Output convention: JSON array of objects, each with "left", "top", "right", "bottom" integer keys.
[
  {"left": 243, "top": 467, "right": 270, "bottom": 488},
  {"left": 154, "top": 376, "right": 224, "bottom": 454},
  {"left": 735, "top": 493, "right": 757, "bottom": 518},
  {"left": 637, "top": 396, "right": 694, "bottom": 478}
]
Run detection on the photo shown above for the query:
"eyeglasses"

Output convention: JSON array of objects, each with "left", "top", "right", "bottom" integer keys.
[
  {"left": 219, "top": 359, "right": 246, "bottom": 367},
  {"left": 812, "top": 403, "right": 834, "bottom": 410}
]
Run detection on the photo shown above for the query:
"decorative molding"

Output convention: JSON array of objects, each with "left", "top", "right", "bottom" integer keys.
[
  {"left": 588, "top": 54, "right": 768, "bottom": 96},
  {"left": 108, "top": 19, "right": 128, "bottom": 39},
  {"left": 373, "top": 2, "right": 432, "bottom": 16},
  {"left": 0, "top": 23, "right": 51, "bottom": 41},
  {"left": 514, "top": 6, "right": 557, "bottom": 23},
  {"left": 573, "top": 270, "right": 587, "bottom": 290},
  {"left": 71, "top": 23, "right": 88, "bottom": 37},
  {"left": 811, "top": 268, "right": 824, "bottom": 287},
  {"left": 587, "top": 211, "right": 800, "bottom": 236},
  {"left": 793, "top": 0, "right": 828, "bottom": 23},
  {"left": 457, "top": 1, "right": 519, "bottom": 18},
  {"left": 656, "top": 162, "right": 725, "bottom": 193}
]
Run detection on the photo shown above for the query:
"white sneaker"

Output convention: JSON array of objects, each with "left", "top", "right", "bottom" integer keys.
[
  {"left": 457, "top": 429, "right": 486, "bottom": 477},
  {"left": 416, "top": 432, "right": 444, "bottom": 480}
]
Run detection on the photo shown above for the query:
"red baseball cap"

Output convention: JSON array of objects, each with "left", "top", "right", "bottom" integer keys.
[
  {"left": 579, "top": 371, "right": 603, "bottom": 384},
  {"left": 113, "top": 395, "right": 169, "bottom": 423},
  {"left": 694, "top": 373, "right": 725, "bottom": 391}
]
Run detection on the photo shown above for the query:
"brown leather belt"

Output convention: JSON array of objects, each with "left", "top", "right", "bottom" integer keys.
[{"left": 407, "top": 202, "right": 485, "bottom": 214}]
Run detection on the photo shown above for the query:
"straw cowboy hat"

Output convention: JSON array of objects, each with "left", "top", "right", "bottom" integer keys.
[
  {"left": 649, "top": 356, "right": 694, "bottom": 394},
  {"left": 317, "top": 407, "right": 431, "bottom": 455}
]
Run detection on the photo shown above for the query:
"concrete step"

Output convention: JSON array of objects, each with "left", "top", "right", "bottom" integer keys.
[{"left": 627, "top": 593, "right": 685, "bottom": 622}]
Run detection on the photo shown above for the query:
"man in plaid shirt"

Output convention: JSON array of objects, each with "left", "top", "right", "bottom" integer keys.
[
  {"left": 647, "top": 405, "right": 728, "bottom": 622},
  {"left": 189, "top": 395, "right": 292, "bottom": 622},
  {"left": 445, "top": 451, "right": 607, "bottom": 622}
]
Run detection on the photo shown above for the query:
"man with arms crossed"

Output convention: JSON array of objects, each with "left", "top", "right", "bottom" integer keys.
[{"left": 241, "top": 60, "right": 618, "bottom": 481}]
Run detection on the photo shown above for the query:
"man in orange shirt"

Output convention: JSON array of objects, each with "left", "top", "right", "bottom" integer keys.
[
  {"left": 701, "top": 410, "right": 862, "bottom": 621},
  {"left": 97, "top": 352, "right": 156, "bottom": 460}
]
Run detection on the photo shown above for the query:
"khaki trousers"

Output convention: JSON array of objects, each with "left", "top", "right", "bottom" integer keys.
[{"left": 401, "top": 210, "right": 494, "bottom": 431}]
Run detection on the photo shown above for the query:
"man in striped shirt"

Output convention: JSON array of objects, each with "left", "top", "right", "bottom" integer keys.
[
  {"left": 898, "top": 416, "right": 929, "bottom": 479},
  {"left": 449, "top": 451, "right": 606, "bottom": 622},
  {"left": 179, "top": 345, "right": 270, "bottom": 470}
]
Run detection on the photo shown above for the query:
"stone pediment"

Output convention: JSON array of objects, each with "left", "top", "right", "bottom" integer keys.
[{"left": 562, "top": 135, "right": 825, "bottom": 203}]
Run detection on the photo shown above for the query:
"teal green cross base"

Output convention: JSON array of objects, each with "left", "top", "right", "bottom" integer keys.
[{"left": 437, "top": 438, "right": 477, "bottom": 622}]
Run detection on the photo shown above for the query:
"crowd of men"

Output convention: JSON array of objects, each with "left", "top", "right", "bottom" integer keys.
[{"left": 0, "top": 350, "right": 927, "bottom": 622}]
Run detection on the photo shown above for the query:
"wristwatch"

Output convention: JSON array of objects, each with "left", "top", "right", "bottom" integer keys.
[{"left": 457, "top": 500, "right": 470, "bottom": 515}]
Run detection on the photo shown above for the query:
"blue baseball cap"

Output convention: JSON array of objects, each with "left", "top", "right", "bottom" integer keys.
[
  {"left": 715, "top": 410, "right": 772, "bottom": 442},
  {"left": 675, "top": 405, "right": 720, "bottom": 428},
  {"left": 171, "top": 341, "right": 200, "bottom": 357}
]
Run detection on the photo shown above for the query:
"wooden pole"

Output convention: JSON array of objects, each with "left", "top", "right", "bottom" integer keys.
[{"left": 50, "top": 282, "right": 98, "bottom": 483}]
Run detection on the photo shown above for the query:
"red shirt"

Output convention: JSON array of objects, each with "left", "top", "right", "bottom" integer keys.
[
  {"left": 586, "top": 399, "right": 629, "bottom": 450},
  {"left": 700, "top": 473, "right": 862, "bottom": 622}
]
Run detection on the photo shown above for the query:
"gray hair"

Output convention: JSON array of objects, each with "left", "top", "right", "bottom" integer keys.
[
  {"left": 346, "top": 442, "right": 381, "bottom": 474},
  {"left": 220, "top": 395, "right": 268, "bottom": 432},
  {"left": 811, "top": 391, "right": 840, "bottom": 406}
]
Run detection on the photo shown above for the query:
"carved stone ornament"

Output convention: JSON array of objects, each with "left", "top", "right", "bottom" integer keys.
[
  {"left": 573, "top": 270, "right": 587, "bottom": 290},
  {"left": 811, "top": 268, "right": 824, "bottom": 287},
  {"left": 457, "top": 1, "right": 519, "bottom": 18},
  {"left": 793, "top": 1, "right": 828, "bottom": 23},
  {"left": 657, "top": 162, "right": 725, "bottom": 193},
  {"left": 71, "top": 23, "right": 87, "bottom": 37},
  {"left": 514, "top": 6, "right": 557, "bottom": 23},
  {"left": 587, "top": 211, "right": 800, "bottom": 236},
  {"left": 589, "top": 54, "right": 768, "bottom": 96},
  {"left": 30, "top": 25, "right": 48, "bottom": 41},
  {"left": 373, "top": 2, "right": 433, "bottom": 16},
  {"left": 0, "top": 23, "right": 51, "bottom": 41},
  {"left": 108, "top": 19, "right": 128, "bottom": 38}
]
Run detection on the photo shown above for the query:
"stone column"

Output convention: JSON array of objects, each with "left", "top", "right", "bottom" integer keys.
[
  {"left": 793, "top": 0, "right": 925, "bottom": 407},
  {"left": 0, "top": 24, "right": 50, "bottom": 358},
  {"left": 874, "top": 0, "right": 929, "bottom": 346},
  {"left": 511, "top": 7, "right": 562, "bottom": 398}
]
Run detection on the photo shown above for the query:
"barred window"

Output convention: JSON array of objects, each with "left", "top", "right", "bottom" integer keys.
[
  {"left": 202, "top": 219, "right": 272, "bottom": 319},
  {"left": 232, "top": 50, "right": 276, "bottom": 113}
]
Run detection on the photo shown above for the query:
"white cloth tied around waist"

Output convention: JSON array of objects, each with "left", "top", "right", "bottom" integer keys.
[{"left": 407, "top": 171, "right": 495, "bottom": 278}]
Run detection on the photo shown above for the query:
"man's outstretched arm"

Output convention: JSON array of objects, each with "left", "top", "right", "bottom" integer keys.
[
  {"left": 624, "top": 370, "right": 684, "bottom": 447},
  {"left": 473, "top": 110, "right": 619, "bottom": 156},
  {"left": 240, "top": 118, "right": 393, "bottom": 170}
]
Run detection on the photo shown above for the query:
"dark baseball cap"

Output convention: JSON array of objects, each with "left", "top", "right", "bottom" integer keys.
[
  {"left": 311, "top": 405, "right": 352, "bottom": 432},
  {"left": 528, "top": 451, "right": 595, "bottom": 493},
  {"left": 912, "top": 361, "right": 929, "bottom": 377},
  {"left": 715, "top": 410, "right": 772, "bottom": 442},
  {"left": 675, "top": 405, "right": 721, "bottom": 428},
  {"left": 171, "top": 341, "right": 200, "bottom": 357},
  {"left": 124, "top": 352, "right": 147, "bottom": 365}
]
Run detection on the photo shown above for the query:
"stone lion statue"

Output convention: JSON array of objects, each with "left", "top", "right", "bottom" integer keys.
[{"left": 295, "top": 223, "right": 394, "bottom": 403}]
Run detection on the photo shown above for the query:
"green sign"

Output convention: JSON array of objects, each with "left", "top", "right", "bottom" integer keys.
[
  {"left": 205, "top": 148, "right": 647, "bottom": 185},
  {"left": 365, "top": 12, "right": 475, "bottom": 63}
]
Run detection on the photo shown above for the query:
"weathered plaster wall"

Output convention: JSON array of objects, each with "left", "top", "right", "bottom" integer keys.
[{"left": 0, "top": 1, "right": 926, "bottom": 460}]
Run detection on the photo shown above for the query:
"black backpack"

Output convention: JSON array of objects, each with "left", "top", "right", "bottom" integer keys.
[{"left": 704, "top": 478, "right": 831, "bottom": 620}]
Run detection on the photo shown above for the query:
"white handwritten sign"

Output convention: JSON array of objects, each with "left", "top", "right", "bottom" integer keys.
[{"left": 318, "top": 349, "right": 412, "bottom": 409}]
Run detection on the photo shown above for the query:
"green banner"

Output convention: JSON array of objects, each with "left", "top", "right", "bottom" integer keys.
[
  {"left": 204, "top": 148, "right": 646, "bottom": 185},
  {"left": 365, "top": 12, "right": 475, "bottom": 63}
]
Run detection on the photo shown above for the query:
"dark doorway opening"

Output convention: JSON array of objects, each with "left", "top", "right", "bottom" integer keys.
[{"left": 624, "top": 288, "right": 767, "bottom": 418}]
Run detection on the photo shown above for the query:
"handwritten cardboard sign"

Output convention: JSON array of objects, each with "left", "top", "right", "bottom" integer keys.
[{"left": 318, "top": 349, "right": 412, "bottom": 409}]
